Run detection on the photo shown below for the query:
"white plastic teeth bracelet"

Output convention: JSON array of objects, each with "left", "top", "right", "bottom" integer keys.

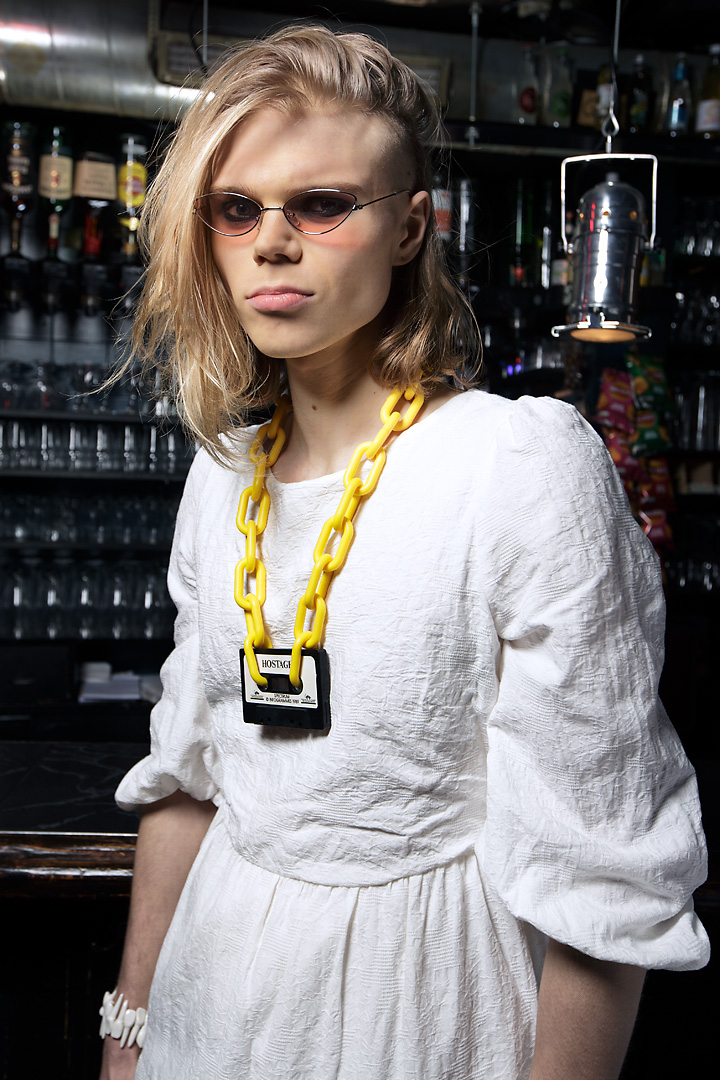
[{"left": 99, "top": 989, "right": 148, "bottom": 1049}]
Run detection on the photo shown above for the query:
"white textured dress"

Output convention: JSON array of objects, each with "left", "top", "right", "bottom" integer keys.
[{"left": 117, "top": 390, "right": 710, "bottom": 1080}]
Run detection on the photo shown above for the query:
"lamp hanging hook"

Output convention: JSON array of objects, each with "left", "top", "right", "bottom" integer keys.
[
  {"left": 602, "top": 0, "right": 623, "bottom": 153},
  {"left": 602, "top": 110, "right": 621, "bottom": 154}
]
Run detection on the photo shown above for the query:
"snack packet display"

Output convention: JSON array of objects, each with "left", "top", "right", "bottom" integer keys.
[
  {"left": 627, "top": 353, "right": 673, "bottom": 416},
  {"left": 631, "top": 409, "right": 673, "bottom": 458},
  {"left": 593, "top": 368, "right": 635, "bottom": 434},
  {"left": 602, "top": 426, "right": 642, "bottom": 506},
  {"left": 638, "top": 457, "right": 676, "bottom": 512}
]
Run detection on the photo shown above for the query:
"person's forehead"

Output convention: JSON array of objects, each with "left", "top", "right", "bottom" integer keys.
[{"left": 213, "top": 106, "right": 402, "bottom": 188}]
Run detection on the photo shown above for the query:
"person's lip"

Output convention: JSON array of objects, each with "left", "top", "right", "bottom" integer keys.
[{"left": 246, "top": 286, "right": 314, "bottom": 312}]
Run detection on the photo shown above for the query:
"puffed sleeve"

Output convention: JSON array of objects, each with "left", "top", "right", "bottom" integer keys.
[
  {"left": 478, "top": 396, "right": 710, "bottom": 971},
  {"left": 115, "top": 448, "right": 220, "bottom": 812}
]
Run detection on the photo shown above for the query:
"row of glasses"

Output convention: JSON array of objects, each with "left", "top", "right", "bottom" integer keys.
[
  {"left": 0, "top": 491, "right": 181, "bottom": 547},
  {"left": 1, "top": 359, "right": 174, "bottom": 417},
  {"left": 0, "top": 557, "right": 175, "bottom": 641},
  {"left": 670, "top": 290, "right": 720, "bottom": 348},
  {"left": 673, "top": 373, "right": 720, "bottom": 453},
  {"left": 665, "top": 555, "right": 720, "bottom": 594},
  {"left": 675, "top": 197, "right": 720, "bottom": 259},
  {"left": 0, "top": 415, "right": 193, "bottom": 473}
]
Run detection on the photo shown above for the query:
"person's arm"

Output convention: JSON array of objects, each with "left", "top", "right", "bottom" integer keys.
[
  {"left": 529, "top": 939, "right": 646, "bottom": 1080},
  {"left": 99, "top": 790, "right": 217, "bottom": 1080}
]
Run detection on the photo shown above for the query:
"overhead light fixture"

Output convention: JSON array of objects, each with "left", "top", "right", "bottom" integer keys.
[
  {"left": 552, "top": 0, "right": 658, "bottom": 344},
  {"left": 551, "top": 153, "right": 658, "bottom": 343}
]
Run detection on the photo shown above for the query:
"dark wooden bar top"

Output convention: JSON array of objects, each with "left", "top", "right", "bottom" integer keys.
[{"left": 0, "top": 740, "right": 146, "bottom": 898}]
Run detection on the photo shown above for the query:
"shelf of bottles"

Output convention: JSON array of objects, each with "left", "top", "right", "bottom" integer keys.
[{"left": 0, "top": 119, "right": 195, "bottom": 650}]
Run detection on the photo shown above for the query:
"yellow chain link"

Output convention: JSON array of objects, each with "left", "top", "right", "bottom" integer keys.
[{"left": 235, "top": 388, "right": 424, "bottom": 689}]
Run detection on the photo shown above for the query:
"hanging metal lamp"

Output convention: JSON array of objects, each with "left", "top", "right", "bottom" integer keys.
[{"left": 551, "top": 0, "right": 658, "bottom": 344}]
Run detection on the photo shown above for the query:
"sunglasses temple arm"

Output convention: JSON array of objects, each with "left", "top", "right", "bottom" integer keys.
[{"left": 355, "top": 190, "right": 411, "bottom": 210}]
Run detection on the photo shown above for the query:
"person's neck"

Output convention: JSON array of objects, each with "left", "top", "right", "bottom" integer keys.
[
  {"left": 272, "top": 360, "right": 389, "bottom": 483},
  {"left": 271, "top": 361, "right": 459, "bottom": 484}
]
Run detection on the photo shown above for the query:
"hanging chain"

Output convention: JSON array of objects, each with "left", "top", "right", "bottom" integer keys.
[
  {"left": 234, "top": 387, "right": 425, "bottom": 689},
  {"left": 234, "top": 398, "right": 292, "bottom": 686}
]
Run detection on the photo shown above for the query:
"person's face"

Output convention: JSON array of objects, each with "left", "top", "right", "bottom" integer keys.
[{"left": 208, "top": 106, "right": 429, "bottom": 371}]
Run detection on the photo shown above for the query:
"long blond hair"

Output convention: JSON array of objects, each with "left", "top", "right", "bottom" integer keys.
[{"left": 130, "top": 24, "right": 481, "bottom": 465}]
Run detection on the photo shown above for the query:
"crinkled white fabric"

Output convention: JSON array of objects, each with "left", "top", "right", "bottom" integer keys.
[{"left": 117, "top": 391, "right": 710, "bottom": 1080}]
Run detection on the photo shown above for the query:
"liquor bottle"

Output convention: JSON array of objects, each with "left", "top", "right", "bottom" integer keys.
[
  {"left": 665, "top": 54, "right": 692, "bottom": 135},
  {"left": 0, "top": 121, "right": 36, "bottom": 308},
  {"left": 431, "top": 169, "right": 453, "bottom": 247},
  {"left": 73, "top": 149, "right": 117, "bottom": 314},
  {"left": 509, "top": 177, "right": 535, "bottom": 288},
  {"left": 537, "top": 181, "right": 554, "bottom": 290},
  {"left": 117, "top": 134, "right": 148, "bottom": 309},
  {"left": 38, "top": 126, "right": 73, "bottom": 257},
  {"left": 117, "top": 134, "right": 147, "bottom": 263},
  {"left": 1, "top": 121, "right": 35, "bottom": 254},
  {"left": 595, "top": 63, "right": 613, "bottom": 129},
  {"left": 628, "top": 55, "right": 653, "bottom": 135},
  {"left": 550, "top": 235, "right": 571, "bottom": 303},
  {"left": 38, "top": 126, "right": 75, "bottom": 312},
  {"left": 695, "top": 43, "right": 720, "bottom": 138},
  {"left": 543, "top": 44, "right": 573, "bottom": 129},
  {"left": 514, "top": 45, "right": 539, "bottom": 125},
  {"left": 456, "top": 177, "right": 476, "bottom": 296},
  {"left": 74, "top": 150, "right": 116, "bottom": 257}
]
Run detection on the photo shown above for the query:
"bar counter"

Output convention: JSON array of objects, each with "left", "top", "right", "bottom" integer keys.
[{"left": 0, "top": 739, "right": 144, "bottom": 898}]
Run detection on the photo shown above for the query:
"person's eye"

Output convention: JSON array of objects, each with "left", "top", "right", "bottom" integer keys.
[
  {"left": 217, "top": 195, "right": 259, "bottom": 224},
  {"left": 291, "top": 192, "right": 355, "bottom": 220}
]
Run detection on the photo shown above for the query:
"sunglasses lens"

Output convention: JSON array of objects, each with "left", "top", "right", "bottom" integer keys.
[
  {"left": 196, "top": 193, "right": 261, "bottom": 235},
  {"left": 285, "top": 191, "right": 356, "bottom": 233}
]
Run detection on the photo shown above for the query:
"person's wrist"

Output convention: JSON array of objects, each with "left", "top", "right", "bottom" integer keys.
[{"left": 99, "top": 989, "right": 148, "bottom": 1049}]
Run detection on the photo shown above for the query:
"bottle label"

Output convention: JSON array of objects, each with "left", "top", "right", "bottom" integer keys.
[
  {"left": 519, "top": 85, "right": 537, "bottom": 117},
  {"left": 39, "top": 154, "right": 73, "bottom": 199},
  {"left": 2, "top": 148, "right": 33, "bottom": 198},
  {"left": 696, "top": 99, "right": 720, "bottom": 132},
  {"left": 84, "top": 212, "right": 103, "bottom": 257},
  {"left": 48, "top": 212, "right": 61, "bottom": 241},
  {"left": 596, "top": 81, "right": 613, "bottom": 117},
  {"left": 118, "top": 161, "right": 148, "bottom": 208},
  {"left": 431, "top": 189, "right": 452, "bottom": 241},
  {"left": 73, "top": 159, "right": 117, "bottom": 200}
]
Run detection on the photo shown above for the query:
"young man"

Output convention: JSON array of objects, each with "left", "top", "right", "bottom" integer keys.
[{"left": 100, "top": 25, "right": 709, "bottom": 1080}]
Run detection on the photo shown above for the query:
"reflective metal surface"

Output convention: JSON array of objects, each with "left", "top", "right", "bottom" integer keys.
[
  {"left": 0, "top": 0, "right": 199, "bottom": 119},
  {"left": 554, "top": 171, "right": 652, "bottom": 342}
]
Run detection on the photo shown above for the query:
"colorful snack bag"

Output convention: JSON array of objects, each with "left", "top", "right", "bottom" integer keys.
[
  {"left": 631, "top": 409, "right": 672, "bottom": 458},
  {"left": 603, "top": 427, "right": 643, "bottom": 483},
  {"left": 601, "top": 426, "right": 641, "bottom": 511},
  {"left": 627, "top": 353, "right": 673, "bottom": 417},
  {"left": 594, "top": 368, "right": 635, "bottom": 434},
  {"left": 638, "top": 457, "right": 675, "bottom": 511}
]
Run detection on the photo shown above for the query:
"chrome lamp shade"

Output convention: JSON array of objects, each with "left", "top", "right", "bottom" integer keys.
[{"left": 552, "top": 155, "right": 658, "bottom": 344}]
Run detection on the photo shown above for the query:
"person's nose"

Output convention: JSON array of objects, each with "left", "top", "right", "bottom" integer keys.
[{"left": 252, "top": 207, "right": 302, "bottom": 263}]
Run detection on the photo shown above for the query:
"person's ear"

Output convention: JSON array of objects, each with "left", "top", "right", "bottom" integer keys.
[{"left": 393, "top": 190, "right": 431, "bottom": 266}]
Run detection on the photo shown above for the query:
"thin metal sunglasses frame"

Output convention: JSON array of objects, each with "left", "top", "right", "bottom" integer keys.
[{"left": 193, "top": 187, "right": 411, "bottom": 236}]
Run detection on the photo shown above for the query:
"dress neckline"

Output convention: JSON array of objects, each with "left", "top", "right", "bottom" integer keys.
[{"left": 265, "top": 390, "right": 476, "bottom": 493}]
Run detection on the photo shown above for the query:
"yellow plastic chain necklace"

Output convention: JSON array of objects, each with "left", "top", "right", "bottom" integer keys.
[{"left": 235, "top": 387, "right": 425, "bottom": 690}]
